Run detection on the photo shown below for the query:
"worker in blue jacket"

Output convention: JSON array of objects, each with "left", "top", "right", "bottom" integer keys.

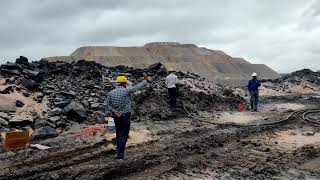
[{"left": 247, "top": 72, "right": 261, "bottom": 112}]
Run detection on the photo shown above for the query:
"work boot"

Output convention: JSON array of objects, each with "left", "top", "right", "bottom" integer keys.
[
  {"left": 116, "top": 156, "right": 128, "bottom": 161},
  {"left": 116, "top": 152, "right": 125, "bottom": 159}
]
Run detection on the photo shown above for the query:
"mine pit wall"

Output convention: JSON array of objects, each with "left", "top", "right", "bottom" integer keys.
[{"left": 45, "top": 45, "right": 280, "bottom": 86}]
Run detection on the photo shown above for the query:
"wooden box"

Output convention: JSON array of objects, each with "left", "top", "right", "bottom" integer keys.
[{"left": 1, "top": 128, "right": 33, "bottom": 150}]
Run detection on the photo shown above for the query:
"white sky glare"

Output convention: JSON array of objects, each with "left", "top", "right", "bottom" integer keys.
[{"left": 0, "top": 0, "right": 319, "bottom": 73}]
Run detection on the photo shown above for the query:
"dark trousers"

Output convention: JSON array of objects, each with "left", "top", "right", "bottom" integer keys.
[
  {"left": 168, "top": 88, "right": 177, "bottom": 108},
  {"left": 250, "top": 91, "right": 259, "bottom": 111},
  {"left": 113, "top": 113, "right": 131, "bottom": 159}
]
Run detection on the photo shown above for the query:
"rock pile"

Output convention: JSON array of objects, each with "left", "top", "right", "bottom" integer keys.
[
  {"left": 0, "top": 56, "right": 244, "bottom": 139},
  {"left": 271, "top": 69, "right": 320, "bottom": 85},
  {"left": 260, "top": 69, "right": 320, "bottom": 95}
]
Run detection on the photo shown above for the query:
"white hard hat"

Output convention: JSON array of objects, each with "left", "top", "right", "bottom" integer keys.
[{"left": 252, "top": 72, "right": 257, "bottom": 77}]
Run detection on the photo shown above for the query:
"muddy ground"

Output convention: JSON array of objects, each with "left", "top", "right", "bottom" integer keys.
[
  {"left": 0, "top": 63, "right": 320, "bottom": 179},
  {"left": 0, "top": 94, "right": 319, "bottom": 180}
]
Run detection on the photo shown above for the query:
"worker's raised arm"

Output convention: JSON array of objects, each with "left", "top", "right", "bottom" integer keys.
[{"left": 127, "top": 73, "right": 148, "bottom": 94}]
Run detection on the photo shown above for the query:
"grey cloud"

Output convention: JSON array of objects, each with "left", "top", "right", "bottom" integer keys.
[
  {"left": 0, "top": 0, "right": 319, "bottom": 73},
  {"left": 304, "top": 0, "right": 320, "bottom": 17}
]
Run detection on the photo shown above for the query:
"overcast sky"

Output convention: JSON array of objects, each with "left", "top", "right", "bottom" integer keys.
[{"left": 0, "top": 0, "right": 319, "bottom": 73}]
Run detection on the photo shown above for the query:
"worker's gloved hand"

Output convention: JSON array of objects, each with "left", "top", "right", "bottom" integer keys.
[
  {"left": 115, "top": 111, "right": 122, "bottom": 117},
  {"left": 104, "top": 117, "right": 109, "bottom": 124}
]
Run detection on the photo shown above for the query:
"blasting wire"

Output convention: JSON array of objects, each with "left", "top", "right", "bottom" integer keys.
[
  {"left": 303, "top": 110, "right": 320, "bottom": 125},
  {"left": 183, "top": 105, "right": 320, "bottom": 127}
]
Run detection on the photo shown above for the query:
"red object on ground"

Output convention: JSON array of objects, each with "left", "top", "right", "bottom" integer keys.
[
  {"left": 238, "top": 104, "right": 245, "bottom": 112},
  {"left": 76, "top": 127, "right": 104, "bottom": 136}
]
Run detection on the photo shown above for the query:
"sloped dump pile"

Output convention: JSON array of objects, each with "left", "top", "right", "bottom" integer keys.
[{"left": 45, "top": 42, "right": 281, "bottom": 85}]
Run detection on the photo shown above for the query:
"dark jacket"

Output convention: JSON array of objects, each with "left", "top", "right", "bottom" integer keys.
[{"left": 248, "top": 79, "right": 261, "bottom": 92}]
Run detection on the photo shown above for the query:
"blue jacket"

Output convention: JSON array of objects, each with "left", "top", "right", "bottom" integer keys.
[{"left": 248, "top": 79, "right": 261, "bottom": 92}]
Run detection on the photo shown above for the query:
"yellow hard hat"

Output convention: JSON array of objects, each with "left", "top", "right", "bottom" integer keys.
[
  {"left": 167, "top": 67, "right": 175, "bottom": 72},
  {"left": 116, "top": 76, "right": 128, "bottom": 83}
]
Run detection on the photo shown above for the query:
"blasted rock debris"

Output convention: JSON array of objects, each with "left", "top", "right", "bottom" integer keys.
[
  {"left": 0, "top": 57, "right": 244, "bottom": 131},
  {"left": 0, "top": 57, "right": 320, "bottom": 179},
  {"left": 31, "top": 126, "right": 59, "bottom": 141},
  {"left": 262, "top": 69, "right": 320, "bottom": 86},
  {"left": 257, "top": 69, "right": 320, "bottom": 96}
]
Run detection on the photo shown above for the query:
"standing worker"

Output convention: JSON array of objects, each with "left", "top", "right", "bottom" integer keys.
[
  {"left": 247, "top": 72, "right": 261, "bottom": 112},
  {"left": 165, "top": 67, "right": 178, "bottom": 108},
  {"left": 105, "top": 73, "right": 148, "bottom": 160}
]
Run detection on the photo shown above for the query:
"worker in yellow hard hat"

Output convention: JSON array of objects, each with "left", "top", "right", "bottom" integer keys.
[
  {"left": 115, "top": 76, "right": 128, "bottom": 84},
  {"left": 105, "top": 73, "right": 148, "bottom": 160},
  {"left": 167, "top": 67, "right": 175, "bottom": 72},
  {"left": 165, "top": 67, "right": 178, "bottom": 108}
]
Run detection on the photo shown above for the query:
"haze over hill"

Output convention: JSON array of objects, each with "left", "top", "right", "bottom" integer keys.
[{"left": 45, "top": 42, "right": 280, "bottom": 85}]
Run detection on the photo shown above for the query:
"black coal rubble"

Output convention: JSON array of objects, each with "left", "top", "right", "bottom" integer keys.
[
  {"left": 0, "top": 85, "right": 13, "bottom": 94},
  {"left": 33, "top": 92, "right": 44, "bottom": 103},
  {"left": 0, "top": 118, "right": 8, "bottom": 126},
  {"left": 62, "top": 101, "right": 87, "bottom": 122},
  {"left": 263, "top": 69, "right": 320, "bottom": 85},
  {"left": 0, "top": 58, "right": 244, "bottom": 132},
  {"left": 31, "top": 126, "right": 59, "bottom": 141},
  {"left": 15, "top": 100, "right": 24, "bottom": 108},
  {"left": 259, "top": 69, "right": 320, "bottom": 93},
  {"left": 16, "top": 56, "right": 29, "bottom": 66}
]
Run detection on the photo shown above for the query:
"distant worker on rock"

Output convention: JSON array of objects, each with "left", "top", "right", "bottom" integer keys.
[
  {"left": 247, "top": 72, "right": 261, "bottom": 112},
  {"left": 105, "top": 73, "right": 148, "bottom": 160},
  {"left": 166, "top": 67, "right": 178, "bottom": 108}
]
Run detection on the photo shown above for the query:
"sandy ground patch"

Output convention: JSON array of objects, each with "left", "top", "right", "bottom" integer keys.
[
  {"left": 260, "top": 82, "right": 320, "bottom": 96},
  {"left": 234, "top": 82, "right": 320, "bottom": 97},
  {"left": 261, "top": 103, "right": 306, "bottom": 112},
  {"left": 300, "top": 157, "right": 320, "bottom": 172},
  {"left": 218, "top": 111, "right": 264, "bottom": 124},
  {"left": 0, "top": 86, "right": 48, "bottom": 121},
  {"left": 275, "top": 130, "right": 320, "bottom": 149}
]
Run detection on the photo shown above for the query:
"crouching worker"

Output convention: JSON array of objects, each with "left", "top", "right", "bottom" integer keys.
[
  {"left": 247, "top": 72, "right": 261, "bottom": 112},
  {"left": 105, "top": 73, "right": 148, "bottom": 160},
  {"left": 165, "top": 67, "right": 178, "bottom": 109}
]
